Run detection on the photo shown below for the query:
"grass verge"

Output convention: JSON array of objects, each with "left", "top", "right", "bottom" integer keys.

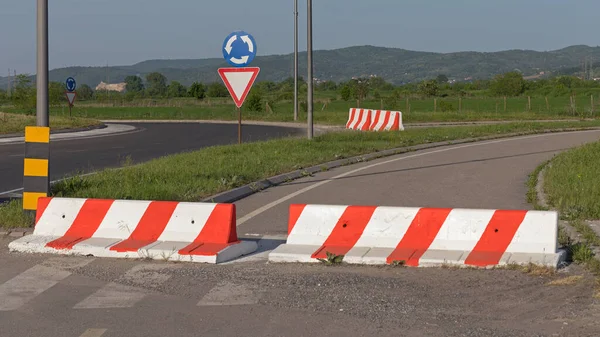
[
  {"left": 543, "top": 141, "right": 600, "bottom": 220},
  {"left": 0, "top": 112, "right": 101, "bottom": 135},
  {"left": 2, "top": 120, "right": 600, "bottom": 229}
]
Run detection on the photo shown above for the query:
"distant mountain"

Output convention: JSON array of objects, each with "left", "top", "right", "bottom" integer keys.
[{"left": 1, "top": 45, "right": 599, "bottom": 89}]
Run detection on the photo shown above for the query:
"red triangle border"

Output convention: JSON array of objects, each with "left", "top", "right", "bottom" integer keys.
[{"left": 218, "top": 67, "right": 260, "bottom": 108}]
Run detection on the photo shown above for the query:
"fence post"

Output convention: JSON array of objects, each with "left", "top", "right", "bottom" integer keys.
[
  {"left": 434, "top": 98, "right": 437, "bottom": 112},
  {"left": 528, "top": 96, "right": 531, "bottom": 111},
  {"left": 459, "top": 97, "right": 462, "bottom": 112},
  {"left": 504, "top": 96, "right": 507, "bottom": 112},
  {"left": 545, "top": 97, "right": 549, "bottom": 112}
]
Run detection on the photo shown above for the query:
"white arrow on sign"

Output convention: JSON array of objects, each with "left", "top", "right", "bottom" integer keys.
[
  {"left": 225, "top": 35, "right": 237, "bottom": 55},
  {"left": 230, "top": 56, "right": 249, "bottom": 65},
  {"left": 240, "top": 35, "right": 254, "bottom": 53}
]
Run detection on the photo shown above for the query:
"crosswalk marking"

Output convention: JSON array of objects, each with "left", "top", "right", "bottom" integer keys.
[
  {"left": 0, "top": 257, "right": 94, "bottom": 311},
  {"left": 73, "top": 263, "right": 178, "bottom": 309},
  {"left": 198, "top": 281, "right": 259, "bottom": 306}
]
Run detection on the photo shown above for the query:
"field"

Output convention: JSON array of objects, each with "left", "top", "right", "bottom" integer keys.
[{"left": 3, "top": 93, "right": 599, "bottom": 125}]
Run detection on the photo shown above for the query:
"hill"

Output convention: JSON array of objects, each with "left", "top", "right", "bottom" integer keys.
[{"left": 1, "top": 45, "right": 599, "bottom": 88}]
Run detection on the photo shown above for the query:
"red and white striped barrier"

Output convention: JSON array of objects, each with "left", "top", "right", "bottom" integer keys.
[
  {"left": 268, "top": 204, "right": 564, "bottom": 268},
  {"left": 345, "top": 108, "right": 371, "bottom": 131},
  {"left": 369, "top": 110, "right": 404, "bottom": 131},
  {"left": 9, "top": 197, "right": 257, "bottom": 263}
]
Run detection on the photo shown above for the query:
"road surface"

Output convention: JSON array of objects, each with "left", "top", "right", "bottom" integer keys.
[
  {"left": 0, "top": 122, "right": 303, "bottom": 195},
  {"left": 1, "top": 130, "right": 600, "bottom": 337}
]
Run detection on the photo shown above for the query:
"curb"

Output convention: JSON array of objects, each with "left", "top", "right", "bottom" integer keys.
[
  {"left": 203, "top": 127, "right": 600, "bottom": 204},
  {"left": 0, "top": 123, "right": 107, "bottom": 139}
]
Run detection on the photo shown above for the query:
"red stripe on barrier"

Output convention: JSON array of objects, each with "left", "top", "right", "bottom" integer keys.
[
  {"left": 179, "top": 204, "right": 237, "bottom": 256},
  {"left": 288, "top": 204, "right": 307, "bottom": 234},
  {"left": 390, "top": 112, "right": 400, "bottom": 131},
  {"left": 346, "top": 109, "right": 357, "bottom": 129},
  {"left": 358, "top": 110, "right": 371, "bottom": 131},
  {"left": 46, "top": 199, "right": 114, "bottom": 250},
  {"left": 35, "top": 197, "right": 53, "bottom": 225},
  {"left": 369, "top": 110, "right": 381, "bottom": 130},
  {"left": 464, "top": 210, "right": 528, "bottom": 267},
  {"left": 379, "top": 111, "right": 391, "bottom": 131},
  {"left": 311, "top": 206, "right": 377, "bottom": 259},
  {"left": 386, "top": 208, "right": 452, "bottom": 266},
  {"left": 110, "top": 201, "right": 179, "bottom": 252}
]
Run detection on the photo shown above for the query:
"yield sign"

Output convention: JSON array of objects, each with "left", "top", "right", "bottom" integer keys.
[
  {"left": 65, "top": 91, "right": 77, "bottom": 106},
  {"left": 218, "top": 67, "right": 260, "bottom": 108}
]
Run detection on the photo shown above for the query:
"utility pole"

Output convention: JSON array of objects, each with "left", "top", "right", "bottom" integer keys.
[
  {"left": 307, "top": 0, "right": 313, "bottom": 139},
  {"left": 36, "top": 0, "right": 49, "bottom": 127},
  {"left": 7, "top": 68, "right": 11, "bottom": 97},
  {"left": 293, "top": 0, "right": 299, "bottom": 121}
]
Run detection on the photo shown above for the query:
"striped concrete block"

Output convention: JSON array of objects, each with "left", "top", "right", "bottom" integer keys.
[
  {"left": 345, "top": 108, "right": 371, "bottom": 131},
  {"left": 369, "top": 110, "right": 404, "bottom": 131},
  {"left": 9, "top": 197, "right": 257, "bottom": 263},
  {"left": 23, "top": 126, "right": 50, "bottom": 210},
  {"left": 268, "top": 204, "right": 565, "bottom": 268}
]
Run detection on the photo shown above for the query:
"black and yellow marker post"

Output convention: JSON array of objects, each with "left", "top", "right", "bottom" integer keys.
[{"left": 23, "top": 126, "right": 50, "bottom": 212}]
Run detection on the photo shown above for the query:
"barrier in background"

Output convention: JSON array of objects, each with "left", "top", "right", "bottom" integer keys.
[
  {"left": 369, "top": 110, "right": 404, "bottom": 131},
  {"left": 346, "top": 109, "right": 404, "bottom": 131},
  {"left": 9, "top": 197, "right": 257, "bottom": 263},
  {"left": 345, "top": 108, "right": 371, "bottom": 131},
  {"left": 268, "top": 204, "right": 564, "bottom": 268}
]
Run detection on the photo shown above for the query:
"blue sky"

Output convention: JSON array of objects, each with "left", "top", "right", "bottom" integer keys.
[{"left": 1, "top": 0, "right": 598, "bottom": 74}]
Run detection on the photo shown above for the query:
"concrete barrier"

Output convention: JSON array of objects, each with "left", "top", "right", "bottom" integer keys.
[
  {"left": 9, "top": 197, "right": 257, "bottom": 263},
  {"left": 369, "top": 110, "right": 404, "bottom": 131},
  {"left": 268, "top": 204, "right": 565, "bottom": 268},
  {"left": 345, "top": 108, "right": 371, "bottom": 131}
]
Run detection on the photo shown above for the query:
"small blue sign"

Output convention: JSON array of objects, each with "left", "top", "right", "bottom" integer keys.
[
  {"left": 222, "top": 31, "right": 257, "bottom": 67},
  {"left": 66, "top": 77, "right": 76, "bottom": 92}
]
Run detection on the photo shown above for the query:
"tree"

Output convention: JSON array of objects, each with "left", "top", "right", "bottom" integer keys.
[
  {"left": 188, "top": 82, "right": 206, "bottom": 100},
  {"left": 206, "top": 82, "right": 229, "bottom": 98},
  {"left": 340, "top": 85, "right": 352, "bottom": 101},
  {"left": 489, "top": 71, "right": 525, "bottom": 96},
  {"left": 145, "top": 72, "right": 167, "bottom": 97},
  {"left": 48, "top": 82, "right": 65, "bottom": 106},
  {"left": 418, "top": 80, "right": 439, "bottom": 97},
  {"left": 246, "top": 90, "right": 263, "bottom": 112},
  {"left": 12, "top": 74, "right": 36, "bottom": 113},
  {"left": 78, "top": 84, "right": 94, "bottom": 100},
  {"left": 125, "top": 75, "right": 144, "bottom": 93},
  {"left": 167, "top": 81, "right": 187, "bottom": 98},
  {"left": 436, "top": 74, "right": 449, "bottom": 84}
]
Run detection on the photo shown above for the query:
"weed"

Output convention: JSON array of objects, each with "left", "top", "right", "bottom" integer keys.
[
  {"left": 547, "top": 275, "right": 584, "bottom": 286},
  {"left": 390, "top": 260, "right": 406, "bottom": 267},
  {"left": 317, "top": 252, "right": 344, "bottom": 265}
]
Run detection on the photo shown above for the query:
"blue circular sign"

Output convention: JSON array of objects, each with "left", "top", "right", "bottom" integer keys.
[
  {"left": 222, "top": 31, "right": 257, "bottom": 67},
  {"left": 66, "top": 77, "right": 76, "bottom": 92}
]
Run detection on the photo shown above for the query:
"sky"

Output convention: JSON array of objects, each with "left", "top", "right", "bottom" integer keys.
[{"left": 1, "top": 0, "right": 599, "bottom": 75}]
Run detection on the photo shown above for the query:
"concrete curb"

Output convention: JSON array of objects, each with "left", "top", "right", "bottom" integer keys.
[
  {"left": 0, "top": 123, "right": 107, "bottom": 139},
  {"left": 203, "top": 127, "right": 600, "bottom": 204}
]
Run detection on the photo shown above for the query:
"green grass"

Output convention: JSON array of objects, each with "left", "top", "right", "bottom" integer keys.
[
  {"left": 4, "top": 93, "right": 599, "bottom": 125},
  {"left": 0, "top": 112, "right": 101, "bottom": 135},
  {"left": 3, "top": 120, "right": 600, "bottom": 229},
  {"left": 0, "top": 200, "right": 35, "bottom": 229},
  {"left": 543, "top": 141, "right": 600, "bottom": 220}
]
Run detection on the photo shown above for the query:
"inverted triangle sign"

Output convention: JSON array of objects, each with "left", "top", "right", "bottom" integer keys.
[
  {"left": 65, "top": 91, "right": 77, "bottom": 106},
  {"left": 218, "top": 67, "right": 260, "bottom": 108}
]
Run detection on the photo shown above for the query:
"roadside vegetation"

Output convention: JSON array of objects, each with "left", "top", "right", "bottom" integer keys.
[
  {"left": 0, "top": 112, "right": 101, "bottom": 135},
  {"left": 3, "top": 120, "right": 600, "bottom": 229},
  {"left": 1, "top": 71, "right": 599, "bottom": 124}
]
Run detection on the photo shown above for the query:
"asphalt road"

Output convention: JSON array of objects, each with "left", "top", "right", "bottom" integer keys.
[
  {"left": 0, "top": 122, "right": 303, "bottom": 194},
  {"left": 2, "top": 129, "right": 600, "bottom": 337}
]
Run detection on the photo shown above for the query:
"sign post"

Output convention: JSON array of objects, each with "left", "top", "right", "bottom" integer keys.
[
  {"left": 219, "top": 31, "right": 260, "bottom": 144},
  {"left": 65, "top": 77, "right": 77, "bottom": 117}
]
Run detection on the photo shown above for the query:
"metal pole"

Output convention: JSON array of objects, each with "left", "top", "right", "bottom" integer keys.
[
  {"left": 307, "top": 0, "right": 313, "bottom": 139},
  {"left": 293, "top": 0, "right": 299, "bottom": 121},
  {"left": 238, "top": 107, "right": 242, "bottom": 144},
  {"left": 36, "top": 0, "right": 49, "bottom": 127}
]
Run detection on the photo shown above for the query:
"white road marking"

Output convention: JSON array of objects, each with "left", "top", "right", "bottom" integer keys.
[
  {"left": 79, "top": 329, "right": 107, "bottom": 337},
  {"left": 73, "top": 263, "right": 177, "bottom": 309},
  {"left": 236, "top": 129, "right": 600, "bottom": 225},
  {"left": 0, "top": 257, "right": 94, "bottom": 311},
  {"left": 198, "top": 281, "right": 258, "bottom": 306}
]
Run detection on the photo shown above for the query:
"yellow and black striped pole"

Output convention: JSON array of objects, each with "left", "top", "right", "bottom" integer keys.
[{"left": 23, "top": 126, "right": 50, "bottom": 211}]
